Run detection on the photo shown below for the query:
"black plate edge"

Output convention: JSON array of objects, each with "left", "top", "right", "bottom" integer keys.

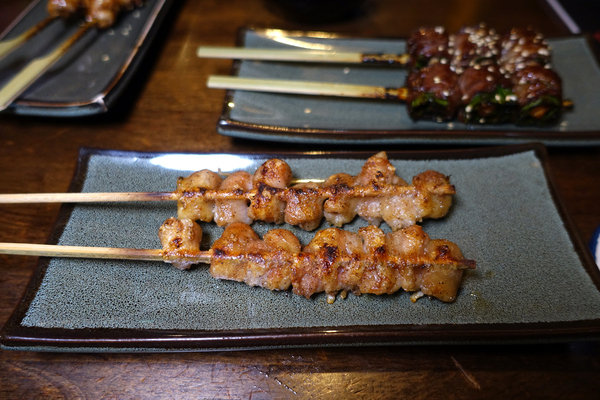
[
  {"left": 214, "top": 27, "right": 600, "bottom": 146},
  {"left": 2, "top": 144, "right": 600, "bottom": 352}
]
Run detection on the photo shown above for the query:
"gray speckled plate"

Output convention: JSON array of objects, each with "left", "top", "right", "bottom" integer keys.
[
  {"left": 2, "top": 145, "right": 600, "bottom": 352},
  {"left": 0, "top": 0, "right": 173, "bottom": 117},
  {"left": 217, "top": 28, "right": 600, "bottom": 146}
]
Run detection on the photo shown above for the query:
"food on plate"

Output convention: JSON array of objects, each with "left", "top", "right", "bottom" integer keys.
[
  {"left": 405, "top": 24, "right": 564, "bottom": 124},
  {"left": 176, "top": 152, "right": 455, "bottom": 231},
  {"left": 158, "top": 218, "right": 476, "bottom": 303}
]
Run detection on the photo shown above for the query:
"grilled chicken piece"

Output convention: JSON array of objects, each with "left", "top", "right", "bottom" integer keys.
[
  {"left": 284, "top": 182, "right": 325, "bottom": 231},
  {"left": 210, "top": 222, "right": 299, "bottom": 291},
  {"left": 248, "top": 158, "right": 292, "bottom": 224},
  {"left": 158, "top": 217, "right": 203, "bottom": 270},
  {"left": 177, "top": 169, "right": 223, "bottom": 222},
  {"left": 214, "top": 171, "right": 253, "bottom": 226}
]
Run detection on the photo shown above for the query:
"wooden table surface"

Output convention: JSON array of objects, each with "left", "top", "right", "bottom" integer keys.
[{"left": 1, "top": 0, "right": 599, "bottom": 398}]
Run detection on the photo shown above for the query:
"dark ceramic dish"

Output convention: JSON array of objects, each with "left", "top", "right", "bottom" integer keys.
[
  {"left": 1, "top": 144, "right": 599, "bottom": 352},
  {"left": 216, "top": 28, "right": 600, "bottom": 146},
  {"left": 0, "top": 0, "right": 173, "bottom": 116}
]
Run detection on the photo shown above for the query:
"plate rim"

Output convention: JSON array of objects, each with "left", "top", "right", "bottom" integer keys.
[{"left": 2, "top": 143, "right": 600, "bottom": 351}]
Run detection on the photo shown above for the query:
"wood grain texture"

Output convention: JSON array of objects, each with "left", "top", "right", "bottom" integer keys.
[{"left": 1, "top": 0, "right": 599, "bottom": 398}]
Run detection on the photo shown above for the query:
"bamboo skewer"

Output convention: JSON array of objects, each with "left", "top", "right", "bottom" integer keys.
[
  {"left": 0, "top": 183, "right": 432, "bottom": 205},
  {"left": 0, "top": 242, "right": 473, "bottom": 270},
  {"left": 0, "top": 23, "right": 91, "bottom": 111},
  {"left": 197, "top": 46, "right": 411, "bottom": 66},
  {"left": 0, "top": 174, "right": 325, "bottom": 205},
  {"left": 0, "top": 191, "right": 177, "bottom": 204},
  {"left": 0, "top": 242, "right": 166, "bottom": 261},
  {"left": 0, "top": 17, "right": 54, "bottom": 60},
  {"left": 0, "top": 242, "right": 211, "bottom": 264},
  {"left": 207, "top": 75, "right": 409, "bottom": 101},
  {"left": 207, "top": 75, "right": 576, "bottom": 110}
]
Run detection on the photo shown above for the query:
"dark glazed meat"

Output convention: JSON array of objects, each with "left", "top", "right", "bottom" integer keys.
[
  {"left": 406, "top": 63, "right": 461, "bottom": 121},
  {"left": 406, "top": 26, "right": 449, "bottom": 69},
  {"left": 404, "top": 24, "right": 565, "bottom": 125}
]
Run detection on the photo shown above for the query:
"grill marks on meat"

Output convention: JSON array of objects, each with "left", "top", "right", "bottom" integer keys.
[
  {"left": 175, "top": 152, "right": 455, "bottom": 231},
  {"left": 158, "top": 217, "right": 203, "bottom": 270},
  {"left": 159, "top": 153, "right": 473, "bottom": 304},
  {"left": 177, "top": 169, "right": 222, "bottom": 222},
  {"left": 207, "top": 222, "right": 474, "bottom": 303}
]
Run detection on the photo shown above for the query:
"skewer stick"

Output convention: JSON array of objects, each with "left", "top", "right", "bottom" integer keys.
[
  {"left": 0, "top": 242, "right": 472, "bottom": 270},
  {"left": 0, "top": 242, "right": 168, "bottom": 262},
  {"left": 208, "top": 75, "right": 575, "bottom": 110},
  {"left": 207, "top": 75, "right": 409, "bottom": 101},
  {"left": 0, "top": 183, "right": 446, "bottom": 205},
  {"left": 0, "top": 178, "right": 321, "bottom": 204},
  {"left": 197, "top": 46, "right": 411, "bottom": 66},
  {"left": 0, "top": 191, "right": 177, "bottom": 204},
  {"left": 0, "top": 23, "right": 91, "bottom": 112},
  {"left": 0, "top": 17, "right": 54, "bottom": 60}
]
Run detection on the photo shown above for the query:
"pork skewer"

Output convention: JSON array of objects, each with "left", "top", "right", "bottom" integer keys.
[
  {"left": 0, "top": 219, "right": 476, "bottom": 303},
  {"left": 0, "top": 152, "right": 456, "bottom": 231}
]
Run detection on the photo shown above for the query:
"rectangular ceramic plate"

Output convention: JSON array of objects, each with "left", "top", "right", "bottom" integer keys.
[
  {"left": 2, "top": 145, "right": 600, "bottom": 352},
  {"left": 0, "top": 0, "right": 173, "bottom": 117},
  {"left": 217, "top": 28, "right": 600, "bottom": 146}
]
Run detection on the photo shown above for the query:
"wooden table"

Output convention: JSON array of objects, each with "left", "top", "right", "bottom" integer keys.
[{"left": 1, "top": 0, "right": 599, "bottom": 398}]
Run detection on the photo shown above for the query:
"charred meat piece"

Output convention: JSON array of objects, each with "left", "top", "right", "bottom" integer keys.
[{"left": 47, "top": 0, "right": 143, "bottom": 28}]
